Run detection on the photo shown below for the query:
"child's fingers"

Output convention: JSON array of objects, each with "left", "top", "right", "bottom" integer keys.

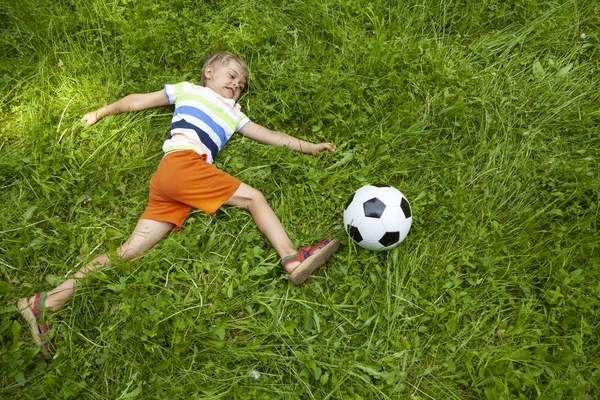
[
  {"left": 323, "top": 142, "right": 336, "bottom": 152},
  {"left": 82, "top": 112, "right": 98, "bottom": 125},
  {"left": 313, "top": 142, "right": 335, "bottom": 155}
]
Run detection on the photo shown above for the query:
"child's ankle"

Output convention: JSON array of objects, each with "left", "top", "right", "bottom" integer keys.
[
  {"left": 29, "top": 293, "right": 57, "bottom": 313},
  {"left": 283, "top": 260, "right": 300, "bottom": 274}
]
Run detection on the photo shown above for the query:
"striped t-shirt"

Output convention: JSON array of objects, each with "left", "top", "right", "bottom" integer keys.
[{"left": 162, "top": 82, "right": 250, "bottom": 163}]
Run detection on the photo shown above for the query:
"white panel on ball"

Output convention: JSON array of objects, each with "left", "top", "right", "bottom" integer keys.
[
  {"left": 380, "top": 206, "right": 406, "bottom": 231},
  {"left": 376, "top": 186, "right": 403, "bottom": 207},
  {"left": 360, "top": 240, "right": 385, "bottom": 251},
  {"left": 352, "top": 185, "right": 380, "bottom": 204},
  {"left": 397, "top": 217, "right": 412, "bottom": 241},
  {"left": 343, "top": 201, "right": 366, "bottom": 228},
  {"left": 357, "top": 217, "right": 386, "bottom": 243}
]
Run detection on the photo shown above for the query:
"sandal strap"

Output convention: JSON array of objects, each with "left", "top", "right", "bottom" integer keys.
[
  {"left": 32, "top": 292, "right": 47, "bottom": 318},
  {"left": 281, "top": 254, "right": 298, "bottom": 267},
  {"left": 280, "top": 239, "right": 333, "bottom": 268},
  {"left": 25, "top": 292, "right": 55, "bottom": 356},
  {"left": 315, "top": 238, "right": 331, "bottom": 249}
]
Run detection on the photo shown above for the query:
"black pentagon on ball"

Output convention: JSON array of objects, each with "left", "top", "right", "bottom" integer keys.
[
  {"left": 400, "top": 197, "right": 412, "bottom": 218},
  {"left": 348, "top": 225, "right": 363, "bottom": 243},
  {"left": 344, "top": 192, "right": 356, "bottom": 210},
  {"left": 363, "top": 197, "right": 386, "bottom": 218},
  {"left": 379, "top": 231, "right": 400, "bottom": 247}
]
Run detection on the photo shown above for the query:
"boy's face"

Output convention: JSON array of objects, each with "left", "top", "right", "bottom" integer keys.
[{"left": 204, "top": 60, "right": 247, "bottom": 101}]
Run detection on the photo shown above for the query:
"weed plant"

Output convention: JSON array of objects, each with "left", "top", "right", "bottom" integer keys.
[{"left": 1, "top": 0, "right": 599, "bottom": 398}]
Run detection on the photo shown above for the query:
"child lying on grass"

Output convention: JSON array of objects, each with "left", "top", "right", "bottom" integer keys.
[{"left": 18, "top": 51, "right": 339, "bottom": 359}]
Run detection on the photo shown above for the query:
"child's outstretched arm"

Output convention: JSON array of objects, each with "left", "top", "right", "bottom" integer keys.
[
  {"left": 82, "top": 90, "right": 169, "bottom": 125},
  {"left": 239, "top": 122, "right": 336, "bottom": 156}
]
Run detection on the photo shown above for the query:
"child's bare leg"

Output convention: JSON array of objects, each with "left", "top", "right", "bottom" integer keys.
[
  {"left": 224, "top": 183, "right": 301, "bottom": 273},
  {"left": 24, "top": 219, "right": 173, "bottom": 312}
]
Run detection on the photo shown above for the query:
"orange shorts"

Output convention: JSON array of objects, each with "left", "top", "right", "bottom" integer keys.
[{"left": 140, "top": 150, "right": 241, "bottom": 230}]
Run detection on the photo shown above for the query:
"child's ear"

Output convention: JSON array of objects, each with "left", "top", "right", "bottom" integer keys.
[{"left": 204, "top": 65, "right": 213, "bottom": 80}]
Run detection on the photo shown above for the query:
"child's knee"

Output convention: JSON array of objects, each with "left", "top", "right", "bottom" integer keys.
[
  {"left": 229, "top": 184, "right": 269, "bottom": 211},
  {"left": 117, "top": 245, "right": 140, "bottom": 261},
  {"left": 246, "top": 187, "right": 267, "bottom": 209}
]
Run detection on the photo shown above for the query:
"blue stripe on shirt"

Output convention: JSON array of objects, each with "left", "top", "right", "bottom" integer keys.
[
  {"left": 174, "top": 106, "right": 228, "bottom": 145},
  {"left": 171, "top": 120, "right": 220, "bottom": 159}
]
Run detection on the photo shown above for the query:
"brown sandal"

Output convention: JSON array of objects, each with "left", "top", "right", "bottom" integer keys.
[{"left": 282, "top": 238, "right": 340, "bottom": 285}]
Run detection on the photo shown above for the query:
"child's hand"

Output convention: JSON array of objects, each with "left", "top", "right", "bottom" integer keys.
[
  {"left": 311, "top": 142, "right": 336, "bottom": 156},
  {"left": 82, "top": 111, "right": 100, "bottom": 125}
]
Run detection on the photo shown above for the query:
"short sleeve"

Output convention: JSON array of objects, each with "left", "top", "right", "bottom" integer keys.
[
  {"left": 164, "top": 84, "right": 177, "bottom": 105},
  {"left": 236, "top": 115, "right": 251, "bottom": 132}
]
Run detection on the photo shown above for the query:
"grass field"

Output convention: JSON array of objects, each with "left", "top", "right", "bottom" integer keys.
[{"left": 1, "top": 0, "right": 599, "bottom": 398}]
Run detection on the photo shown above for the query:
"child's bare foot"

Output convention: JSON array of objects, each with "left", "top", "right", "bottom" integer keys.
[
  {"left": 17, "top": 293, "right": 54, "bottom": 359},
  {"left": 281, "top": 238, "right": 340, "bottom": 285}
]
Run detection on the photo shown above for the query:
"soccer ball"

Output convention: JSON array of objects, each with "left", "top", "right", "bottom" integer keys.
[{"left": 343, "top": 184, "right": 412, "bottom": 251}]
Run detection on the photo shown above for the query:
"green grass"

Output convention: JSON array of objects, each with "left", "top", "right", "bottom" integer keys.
[{"left": 1, "top": 0, "right": 599, "bottom": 398}]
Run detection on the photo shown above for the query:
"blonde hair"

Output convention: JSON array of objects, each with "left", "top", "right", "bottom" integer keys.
[{"left": 201, "top": 51, "right": 249, "bottom": 89}]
